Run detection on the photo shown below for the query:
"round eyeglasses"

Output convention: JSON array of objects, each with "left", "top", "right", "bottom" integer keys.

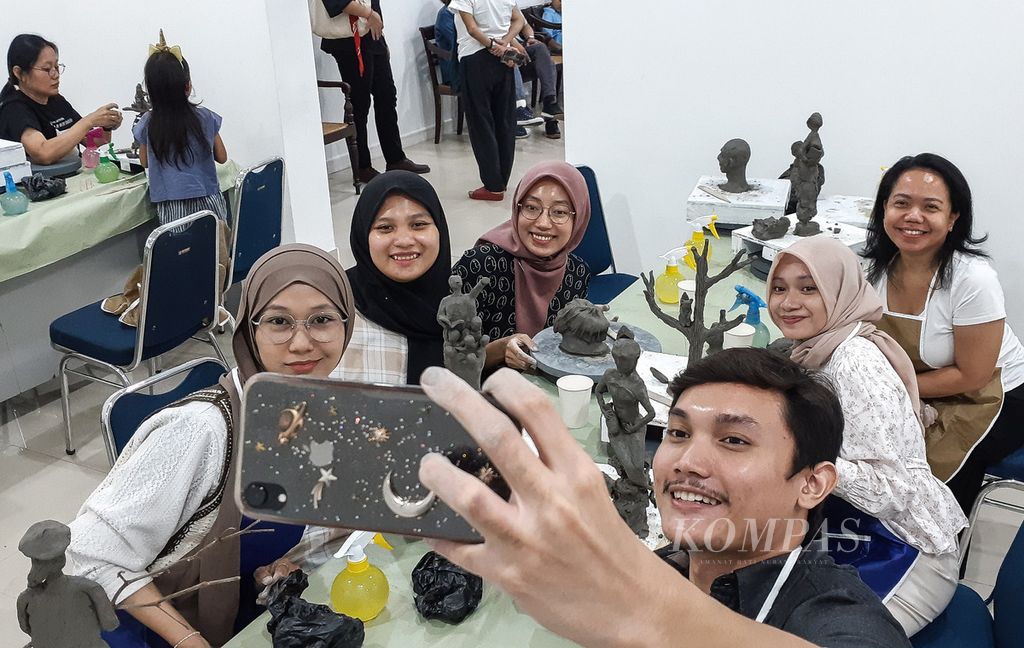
[
  {"left": 32, "top": 63, "right": 65, "bottom": 78},
  {"left": 517, "top": 202, "right": 575, "bottom": 225},
  {"left": 252, "top": 311, "right": 347, "bottom": 345}
]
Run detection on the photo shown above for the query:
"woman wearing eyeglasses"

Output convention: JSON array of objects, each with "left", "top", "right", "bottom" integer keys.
[
  {"left": 0, "top": 34, "right": 122, "bottom": 165},
  {"left": 334, "top": 171, "right": 452, "bottom": 385},
  {"left": 68, "top": 244, "right": 356, "bottom": 648},
  {"left": 454, "top": 160, "right": 592, "bottom": 370}
]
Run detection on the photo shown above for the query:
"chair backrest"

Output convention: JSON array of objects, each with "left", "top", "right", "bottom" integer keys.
[
  {"left": 101, "top": 357, "right": 228, "bottom": 459},
  {"left": 910, "top": 584, "right": 994, "bottom": 648},
  {"left": 419, "top": 26, "right": 443, "bottom": 90},
  {"left": 134, "top": 211, "right": 220, "bottom": 366},
  {"left": 993, "top": 521, "right": 1024, "bottom": 647},
  {"left": 230, "top": 157, "right": 284, "bottom": 286},
  {"left": 574, "top": 165, "right": 615, "bottom": 275}
]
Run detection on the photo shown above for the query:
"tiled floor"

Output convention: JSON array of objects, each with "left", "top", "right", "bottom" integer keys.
[{"left": 2, "top": 130, "right": 1022, "bottom": 645}]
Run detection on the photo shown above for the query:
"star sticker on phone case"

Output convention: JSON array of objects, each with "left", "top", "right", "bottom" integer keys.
[{"left": 366, "top": 426, "right": 390, "bottom": 445}]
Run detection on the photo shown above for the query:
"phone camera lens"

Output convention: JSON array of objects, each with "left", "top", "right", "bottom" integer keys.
[{"left": 244, "top": 483, "right": 268, "bottom": 508}]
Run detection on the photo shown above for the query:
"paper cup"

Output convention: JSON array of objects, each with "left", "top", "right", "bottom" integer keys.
[
  {"left": 677, "top": 279, "right": 697, "bottom": 299},
  {"left": 723, "top": 323, "right": 756, "bottom": 349},
  {"left": 556, "top": 374, "right": 594, "bottom": 428}
]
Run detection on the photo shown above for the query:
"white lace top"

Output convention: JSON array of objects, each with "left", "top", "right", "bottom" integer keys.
[{"left": 824, "top": 332, "right": 967, "bottom": 556}]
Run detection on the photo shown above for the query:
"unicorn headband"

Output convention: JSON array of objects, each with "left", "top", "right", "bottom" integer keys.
[{"left": 148, "top": 29, "right": 183, "bottom": 64}]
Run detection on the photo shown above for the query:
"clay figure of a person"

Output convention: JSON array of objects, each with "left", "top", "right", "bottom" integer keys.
[
  {"left": 553, "top": 298, "right": 611, "bottom": 356},
  {"left": 438, "top": 275, "right": 490, "bottom": 341},
  {"left": 17, "top": 520, "right": 118, "bottom": 648},
  {"left": 792, "top": 113, "right": 824, "bottom": 236},
  {"left": 595, "top": 328, "right": 655, "bottom": 490},
  {"left": 444, "top": 328, "right": 489, "bottom": 390},
  {"left": 717, "top": 138, "right": 752, "bottom": 193}
]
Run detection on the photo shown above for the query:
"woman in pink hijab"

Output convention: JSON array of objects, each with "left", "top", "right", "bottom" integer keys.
[
  {"left": 453, "top": 160, "right": 591, "bottom": 370},
  {"left": 767, "top": 236, "right": 964, "bottom": 637}
]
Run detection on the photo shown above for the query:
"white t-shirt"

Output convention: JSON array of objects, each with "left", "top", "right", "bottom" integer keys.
[
  {"left": 449, "top": 0, "right": 516, "bottom": 60},
  {"left": 876, "top": 253, "right": 1024, "bottom": 391}
]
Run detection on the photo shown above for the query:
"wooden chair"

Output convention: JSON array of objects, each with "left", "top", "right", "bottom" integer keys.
[
  {"left": 317, "top": 80, "right": 362, "bottom": 194},
  {"left": 419, "top": 25, "right": 464, "bottom": 144}
]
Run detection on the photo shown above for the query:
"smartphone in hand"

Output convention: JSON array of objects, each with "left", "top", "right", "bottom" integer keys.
[{"left": 236, "top": 374, "right": 511, "bottom": 543}]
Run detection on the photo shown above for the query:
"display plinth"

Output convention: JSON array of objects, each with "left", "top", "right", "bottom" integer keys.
[
  {"left": 686, "top": 175, "right": 791, "bottom": 227},
  {"left": 731, "top": 216, "right": 867, "bottom": 279},
  {"left": 816, "top": 194, "right": 874, "bottom": 228}
]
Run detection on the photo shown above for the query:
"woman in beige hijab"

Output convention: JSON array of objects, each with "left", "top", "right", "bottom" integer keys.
[
  {"left": 68, "top": 244, "right": 355, "bottom": 648},
  {"left": 767, "top": 236, "right": 964, "bottom": 637}
]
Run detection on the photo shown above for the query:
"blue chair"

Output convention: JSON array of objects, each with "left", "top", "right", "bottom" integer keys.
[
  {"left": 992, "top": 520, "right": 1024, "bottom": 647},
  {"left": 100, "top": 357, "right": 227, "bottom": 463},
  {"left": 911, "top": 584, "right": 994, "bottom": 647},
  {"left": 50, "top": 211, "right": 226, "bottom": 458},
  {"left": 574, "top": 165, "right": 638, "bottom": 304},
  {"left": 959, "top": 445, "right": 1024, "bottom": 571},
  {"left": 229, "top": 157, "right": 284, "bottom": 288}
]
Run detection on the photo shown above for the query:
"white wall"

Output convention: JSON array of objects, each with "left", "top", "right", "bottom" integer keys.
[
  {"left": 564, "top": 0, "right": 1024, "bottom": 329},
  {"left": 3, "top": 0, "right": 335, "bottom": 251}
]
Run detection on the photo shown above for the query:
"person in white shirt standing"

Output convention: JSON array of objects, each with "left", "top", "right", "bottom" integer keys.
[
  {"left": 768, "top": 236, "right": 967, "bottom": 637},
  {"left": 449, "top": 0, "right": 525, "bottom": 201}
]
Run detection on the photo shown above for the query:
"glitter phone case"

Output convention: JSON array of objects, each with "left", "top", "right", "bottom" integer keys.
[{"left": 236, "top": 373, "right": 511, "bottom": 543}]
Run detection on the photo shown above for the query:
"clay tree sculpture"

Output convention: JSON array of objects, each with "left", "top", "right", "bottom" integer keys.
[
  {"left": 642, "top": 240, "right": 751, "bottom": 365},
  {"left": 17, "top": 520, "right": 119, "bottom": 648},
  {"left": 792, "top": 112, "right": 824, "bottom": 236},
  {"left": 717, "top": 138, "right": 753, "bottom": 193},
  {"left": 595, "top": 327, "right": 656, "bottom": 537},
  {"left": 751, "top": 215, "right": 791, "bottom": 241},
  {"left": 553, "top": 298, "right": 611, "bottom": 356},
  {"left": 438, "top": 274, "right": 491, "bottom": 389}
]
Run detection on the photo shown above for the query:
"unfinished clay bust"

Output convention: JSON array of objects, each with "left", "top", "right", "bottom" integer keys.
[
  {"left": 17, "top": 520, "right": 118, "bottom": 648},
  {"left": 717, "top": 138, "right": 752, "bottom": 193},
  {"left": 553, "top": 298, "right": 611, "bottom": 356},
  {"left": 751, "top": 215, "right": 791, "bottom": 240},
  {"left": 792, "top": 113, "right": 824, "bottom": 236},
  {"left": 439, "top": 275, "right": 491, "bottom": 389},
  {"left": 595, "top": 327, "right": 656, "bottom": 537}
]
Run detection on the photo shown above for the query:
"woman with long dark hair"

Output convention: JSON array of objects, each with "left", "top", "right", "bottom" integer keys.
[
  {"left": 134, "top": 32, "right": 228, "bottom": 226},
  {"left": 0, "top": 33, "right": 122, "bottom": 164},
  {"left": 863, "top": 153, "right": 1024, "bottom": 515}
]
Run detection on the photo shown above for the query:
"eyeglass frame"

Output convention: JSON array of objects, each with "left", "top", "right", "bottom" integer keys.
[
  {"left": 31, "top": 63, "right": 65, "bottom": 78},
  {"left": 250, "top": 311, "right": 348, "bottom": 345},
  {"left": 516, "top": 201, "right": 576, "bottom": 225}
]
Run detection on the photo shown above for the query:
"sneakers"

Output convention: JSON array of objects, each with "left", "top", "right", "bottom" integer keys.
[
  {"left": 544, "top": 119, "right": 561, "bottom": 139},
  {"left": 468, "top": 187, "right": 505, "bottom": 201},
  {"left": 385, "top": 158, "right": 431, "bottom": 174},
  {"left": 515, "top": 106, "right": 543, "bottom": 126},
  {"left": 541, "top": 97, "right": 564, "bottom": 119},
  {"left": 515, "top": 125, "right": 529, "bottom": 139}
]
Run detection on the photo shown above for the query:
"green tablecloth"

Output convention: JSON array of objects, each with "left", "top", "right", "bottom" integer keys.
[
  {"left": 0, "top": 160, "right": 240, "bottom": 283},
  {"left": 226, "top": 237, "right": 777, "bottom": 648}
]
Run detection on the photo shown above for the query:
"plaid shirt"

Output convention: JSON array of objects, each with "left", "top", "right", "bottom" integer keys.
[{"left": 331, "top": 311, "right": 408, "bottom": 384}]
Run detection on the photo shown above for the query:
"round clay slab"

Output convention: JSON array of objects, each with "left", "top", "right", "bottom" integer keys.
[{"left": 533, "top": 323, "right": 662, "bottom": 383}]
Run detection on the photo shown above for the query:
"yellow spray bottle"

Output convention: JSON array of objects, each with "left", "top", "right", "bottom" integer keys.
[
  {"left": 330, "top": 531, "right": 393, "bottom": 621},
  {"left": 654, "top": 254, "right": 684, "bottom": 304},
  {"left": 682, "top": 215, "right": 720, "bottom": 270}
]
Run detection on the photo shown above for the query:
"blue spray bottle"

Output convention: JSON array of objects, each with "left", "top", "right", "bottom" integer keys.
[
  {"left": 1, "top": 171, "right": 28, "bottom": 216},
  {"left": 731, "top": 285, "right": 771, "bottom": 348}
]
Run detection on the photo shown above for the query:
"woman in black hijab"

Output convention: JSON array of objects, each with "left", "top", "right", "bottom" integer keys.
[{"left": 335, "top": 171, "right": 452, "bottom": 385}]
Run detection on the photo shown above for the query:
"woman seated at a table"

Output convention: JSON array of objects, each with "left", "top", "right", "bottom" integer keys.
[
  {"left": 863, "top": 153, "right": 1024, "bottom": 515},
  {"left": 333, "top": 171, "right": 451, "bottom": 385},
  {"left": 68, "top": 244, "right": 355, "bottom": 648},
  {"left": 0, "top": 34, "right": 122, "bottom": 165},
  {"left": 453, "top": 160, "right": 591, "bottom": 370},
  {"left": 768, "top": 236, "right": 966, "bottom": 636}
]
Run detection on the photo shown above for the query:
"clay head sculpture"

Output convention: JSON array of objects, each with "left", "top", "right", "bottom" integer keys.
[
  {"left": 553, "top": 298, "right": 611, "bottom": 356},
  {"left": 717, "top": 138, "right": 753, "bottom": 193}
]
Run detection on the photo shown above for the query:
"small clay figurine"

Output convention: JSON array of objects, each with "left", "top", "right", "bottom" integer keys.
[
  {"left": 751, "top": 215, "right": 791, "bottom": 241},
  {"left": 439, "top": 275, "right": 491, "bottom": 389},
  {"left": 791, "top": 112, "right": 824, "bottom": 236},
  {"left": 17, "top": 520, "right": 119, "bottom": 648},
  {"left": 717, "top": 138, "right": 752, "bottom": 193},
  {"left": 553, "top": 298, "right": 611, "bottom": 356},
  {"left": 122, "top": 83, "right": 152, "bottom": 159},
  {"left": 595, "top": 327, "right": 656, "bottom": 537}
]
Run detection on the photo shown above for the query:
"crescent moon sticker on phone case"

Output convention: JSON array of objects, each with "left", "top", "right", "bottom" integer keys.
[{"left": 382, "top": 470, "right": 436, "bottom": 517}]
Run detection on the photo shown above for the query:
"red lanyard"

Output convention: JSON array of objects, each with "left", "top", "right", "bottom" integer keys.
[{"left": 349, "top": 14, "right": 365, "bottom": 76}]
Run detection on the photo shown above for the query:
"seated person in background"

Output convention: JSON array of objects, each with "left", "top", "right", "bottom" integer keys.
[
  {"left": 416, "top": 350, "right": 911, "bottom": 647},
  {"left": 768, "top": 236, "right": 966, "bottom": 636},
  {"left": 542, "top": 0, "right": 563, "bottom": 52},
  {"left": 863, "top": 153, "right": 1024, "bottom": 515},
  {"left": 334, "top": 171, "right": 452, "bottom": 385},
  {"left": 518, "top": 17, "right": 563, "bottom": 122},
  {"left": 68, "top": 244, "right": 356, "bottom": 648},
  {"left": 0, "top": 34, "right": 121, "bottom": 165},
  {"left": 434, "top": 0, "right": 458, "bottom": 86},
  {"left": 454, "top": 160, "right": 591, "bottom": 370}
]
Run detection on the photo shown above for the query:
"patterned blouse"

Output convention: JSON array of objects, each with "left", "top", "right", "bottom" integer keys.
[
  {"left": 453, "top": 243, "right": 591, "bottom": 339},
  {"left": 331, "top": 311, "right": 408, "bottom": 385}
]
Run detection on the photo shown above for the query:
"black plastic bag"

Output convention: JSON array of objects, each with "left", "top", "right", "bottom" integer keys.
[
  {"left": 411, "top": 551, "right": 483, "bottom": 623},
  {"left": 19, "top": 173, "right": 66, "bottom": 201},
  {"left": 265, "top": 570, "right": 364, "bottom": 648}
]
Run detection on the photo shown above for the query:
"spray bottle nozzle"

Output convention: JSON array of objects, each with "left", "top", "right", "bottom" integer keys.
[
  {"left": 732, "top": 285, "right": 767, "bottom": 324},
  {"left": 4, "top": 171, "right": 16, "bottom": 194},
  {"left": 335, "top": 531, "right": 394, "bottom": 565}
]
